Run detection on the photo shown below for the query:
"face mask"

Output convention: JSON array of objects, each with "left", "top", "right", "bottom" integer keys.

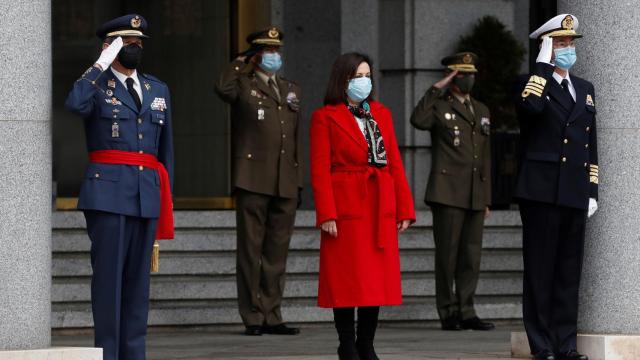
[
  {"left": 259, "top": 52, "right": 282, "bottom": 73},
  {"left": 118, "top": 44, "right": 143, "bottom": 70},
  {"left": 453, "top": 75, "right": 475, "bottom": 94},
  {"left": 347, "top": 77, "right": 372, "bottom": 103},
  {"left": 554, "top": 47, "right": 577, "bottom": 70}
]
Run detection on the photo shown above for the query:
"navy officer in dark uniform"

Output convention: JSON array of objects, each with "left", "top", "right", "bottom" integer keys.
[
  {"left": 513, "top": 14, "right": 597, "bottom": 360},
  {"left": 65, "top": 14, "right": 174, "bottom": 360}
]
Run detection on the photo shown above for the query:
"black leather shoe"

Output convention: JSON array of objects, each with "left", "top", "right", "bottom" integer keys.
[
  {"left": 244, "top": 325, "right": 262, "bottom": 336},
  {"left": 533, "top": 350, "right": 555, "bottom": 360},
  {"left": 262, "top": 323, "right": 300, "bottom": 335},
  {"left": 440, "top": 316, "right": 461, "bottom": 331},
  {"left": 338, "top": 341, "right": 361, "bottom": 360},
  {"left": 557, "top": 350, "right": 588, "bottom": 360},
  {"left": 459, "top": 316, "right": 495, "bottom": 331}
]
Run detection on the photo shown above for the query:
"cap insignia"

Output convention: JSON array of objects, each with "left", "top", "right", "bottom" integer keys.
[
  {"left": 268, "top": 28, "right": 279, "bottom": 39},
  {"left": 131, "top": 16, "right": 142, "bottom": 29},
  {"left": 561, "top": 15, "right": 574, "bottom": 30},
  {"left": 462, "top": 54, "right": 473, "bottom": 64}
]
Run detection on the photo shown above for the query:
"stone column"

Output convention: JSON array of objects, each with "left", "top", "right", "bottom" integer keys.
[{"left": 0, "top": 0, "right": 52, "bottom": 350}]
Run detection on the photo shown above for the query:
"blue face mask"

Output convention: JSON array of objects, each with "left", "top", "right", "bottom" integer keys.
[
  {"left": 259, "top": 52, "right": 282, "bottom": 73},
  {"left": 347, "top": 77, "right": 372, "bottom": 103},
  {"left": 554, "top": 47, "right": 577, "bottom": 70}
]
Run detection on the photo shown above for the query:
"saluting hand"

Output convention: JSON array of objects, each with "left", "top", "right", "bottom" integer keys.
[
  {"left": 321, "top": 220, "right": 338, "bottom": 238},
  {"left": 536, "top": 36, "right": 554, "bottom": 64},
  {"left": 95, "top": 36, "right": 123, "bottom": 71},
  {"left": 433, "top": 70, "right": 458, "bottom": 89},
  {"left": 397, "top": 219, "right": 411, "bottom": 233}
]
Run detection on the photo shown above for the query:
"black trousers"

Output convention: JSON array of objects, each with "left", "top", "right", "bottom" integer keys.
[{"left": 519, "top": 200, "right": 586, "bottom": 355}]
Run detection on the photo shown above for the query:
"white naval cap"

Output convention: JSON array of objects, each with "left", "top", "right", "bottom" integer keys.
[{"left": 529, "top": 14, "right": 582, "bottom": 40}]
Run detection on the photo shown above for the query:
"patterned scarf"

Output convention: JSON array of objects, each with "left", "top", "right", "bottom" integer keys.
[{"left": 347, "top": 101, "right": 387, "bottom": 167}]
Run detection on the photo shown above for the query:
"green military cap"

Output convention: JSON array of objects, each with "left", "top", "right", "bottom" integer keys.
[
  {"left": 247, "top": 26, "right": 284, "bottom": 47},
  {"left": 441, "top": 52, "right": 479, "bottom": 73}
]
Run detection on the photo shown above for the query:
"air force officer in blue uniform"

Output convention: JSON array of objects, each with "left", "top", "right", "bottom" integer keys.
[
  {"left": 514, "top": 14, "right": 597, "bottom": 360},
  {"left": 65, "top": 14, "right": 174, "bottom": 360}
]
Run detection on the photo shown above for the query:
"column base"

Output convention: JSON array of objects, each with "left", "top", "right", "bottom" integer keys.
[
  {"left": 512, "top": 332, "right": 640, "bottom": 359},
  {"left": 0, "top": 347, "right": 101, "bottom": 360}
]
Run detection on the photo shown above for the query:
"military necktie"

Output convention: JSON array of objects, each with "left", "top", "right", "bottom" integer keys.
[
  {"left": 561, "top": 79, "right": 574, "bottom": 103},
  {"left": 126, "top": 77, "right": 142, "bottom": 111},
  {"left": 268, "top": 78, "right": 281, "bottom": 102},
  {"left": 464, "top": 99, "right": 475, "bottom": 118}
]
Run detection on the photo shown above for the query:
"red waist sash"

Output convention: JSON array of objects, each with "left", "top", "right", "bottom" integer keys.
[{"left": 89, "top": 150, "right": 174, "bottom": 240}]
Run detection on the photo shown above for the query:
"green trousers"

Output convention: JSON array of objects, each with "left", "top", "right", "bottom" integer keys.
[{"left": 431, "top": 204, "right": 485, "bottom": 321}]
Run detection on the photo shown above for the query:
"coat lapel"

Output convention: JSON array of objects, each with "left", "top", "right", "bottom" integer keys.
[
  {"left": 547, "top": 79, "right": 574, "bottom": 114},
  {"left": 327, "top": 105, "right": 368, "bottom": 151},
  {"left": 107, "top": 68, "right": 139, "bottom": 113},
  {"left": 568, "top": 76, "right": 587, "bottom": 123},
  {"left": 450, "top": 95, "right": 473, "bottom": 123},
  {"left": 139, "top": 75, "right": 154, "bottom": 115},
  {"left": 253, "top": 72, "right": 281, "bottom": 103}
]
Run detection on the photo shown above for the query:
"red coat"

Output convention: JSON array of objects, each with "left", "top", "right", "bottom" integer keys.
[{"left": 310, "top": 101, "right": 416, "bottom": 308}]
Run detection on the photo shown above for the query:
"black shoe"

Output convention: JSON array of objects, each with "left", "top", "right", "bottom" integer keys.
[
  {"left": 459, "top": 316, "right": 495, "bottom": 331},
  {"left": 244, "top": 325, "right": 263, "bottom": 336},
  {"left": 533, "top": 350, "right": 556, "bottom": 360},
  {"left": 338, "top": 341, "right": 361, "bottom": 360},
  {"left": 356, "top": 340, "right": 379, "bottom": 360},
  {"left": 441, "top": 316, "right": 462, "bottom": 331},
  {"left": 262, "top": 323, "right": 300, "bottom": 335},
  {"left": 557, "top": 350, "right": 588, "bottom": 360}
]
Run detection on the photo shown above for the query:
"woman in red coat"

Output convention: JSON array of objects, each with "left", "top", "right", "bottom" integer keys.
[{"left": 310, "top": 52, "right": 416, "bottom": 360}]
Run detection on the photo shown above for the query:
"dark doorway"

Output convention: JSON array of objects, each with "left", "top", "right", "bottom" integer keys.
[{"left": 52, "top": 0, "right": 232, "bottom": 209}]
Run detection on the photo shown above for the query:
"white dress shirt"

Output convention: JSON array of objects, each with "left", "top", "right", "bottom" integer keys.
[
  {"left": 552, "top": 71, "right": 576, "bottom": 101},
  {"left": 111, "top": 67, "right": 143, "bottom": 103}
]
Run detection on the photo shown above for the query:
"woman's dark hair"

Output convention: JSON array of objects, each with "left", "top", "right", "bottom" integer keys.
[{"left": 323, "top": 52, "right": 375, "bottom": 105}]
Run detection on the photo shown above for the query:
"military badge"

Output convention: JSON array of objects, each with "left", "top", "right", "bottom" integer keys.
[
  {"left": 257, "top": 108, "right": 265, "bottom": 121},
  {"left": 108, "top": 79, "right": 116, "bottom": 88},
  {"left": 144, "top": 82, "right": 151, "bottom": 91},
  {"left": 286, "top": 91, "right": 300, "bottom": 111},
  {"left": 106, "top": 89, "right": 113, "bottom": 97},
  {"left": 107, "top": 97, "right": 122, "bottom": 105},
  {"left": 131, "top": 16, "right": 142, "bottom": 28},
  {"left": 150, "top": 97, "right": 167, "bottom": 111},
  {"left": 268, "top": 28, "right": 279, "bottom": 39},
  {"left": 561, "top": 15, "right": 574, "bottom": 30},
  {"left": 112, "top": 122, "right": 120, "bottom": 138},
  {"left": 445, "top": 113, "right": 452, "bottom": 120},
  {"left": 586, "top": 94, "right": 595, "bottom": 106},
  {"left": 463, "top": 53, "right": 473, "bottom": 64},
  {"left": 481, "top": 117, "right": 491, "bottom": 136}
]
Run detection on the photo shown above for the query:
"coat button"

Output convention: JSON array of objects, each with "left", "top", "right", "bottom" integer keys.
[
  {"left": 234, "top": 66, "right": 239, "bottom": 71},
  {"left": 139, "top": 165, "right": 144, "bottom": 171},
  {"left": 138, "top": 118, "right": 142, "bottom": 124},
  {"left": 138, "top": 134, "right": 143, "bottom": 140},
  {"left": 278, "top": 105, "right": 282, "bottom": 110},
  {"left": 441, "top": 169, "right": 447, "bottom": 174},
  {"left": 586, "top": 127, "right": 590, "bottom": 132},
  {"left": 562, "top": 157, "right": 567, "bottom": 162},
  {"left": 159, "top": 120, "right": 164, "bottom": 125},
  {"left": 94, "top": 173, "right": 100, "bottom": 178},
  {"left": 281, "top": 149, "right": 285, "bottom": 154},
  {"left": 584, "top": 162, "right": 588, "bottom": 167},
  {"left": 281, "top": 121, "right": 284, "bottom": 124},
  {"left": 585, "top": 144, "right": 589, "bottom": 148},
  {"left": 294, "top": 163, "right": 299, "bottom": 167},
  {"left": 472, "top": 131, "right": 476, "bottom": 135},
  {"left": 258, "top": 101, "right": 262, "bottom": 105},
  {"left": 139, "top": 150, "right": 143, "bottom": 154},
  {"left": 473, "top": 167, "right": 477, "bottom": 172},
  {"left": 247, "top": 154, "right": 252, "bottom": 159},
  {"left": 282, "top": 134, "right": 286, "bottom": 138},
  {"left": 564, "top": 139, "right": 568, "bottom": 144}
]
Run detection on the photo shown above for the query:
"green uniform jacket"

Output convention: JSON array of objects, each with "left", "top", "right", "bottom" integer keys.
[
  {"left": 410, "top": 86, "right": 491, "bottom": 210},
  {"left": 216, "top": 60, "right": 303, "bottom": 199}
]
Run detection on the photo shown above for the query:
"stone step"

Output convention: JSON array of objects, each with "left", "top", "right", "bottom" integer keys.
[
  {"left": 51, "top": 296, "right": 523, "bottom": 328},
  {"left": 52, "top": 272, "right": 523, "bottom": 303},
  {"left": 52, "top": 227, "right": 523, "bottom": 253},
  {"left": 52, "top": 249, "right": 523, "bottom": 277}
]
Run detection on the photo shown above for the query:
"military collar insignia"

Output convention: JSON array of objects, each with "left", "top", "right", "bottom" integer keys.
[
  {"left": 586, "top": 94, "right": 594, "bottom": 106},
  {"left": 144, "top": 82, "right": 151, "bottom": 91}
]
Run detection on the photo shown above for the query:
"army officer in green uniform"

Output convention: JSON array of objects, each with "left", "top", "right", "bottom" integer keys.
[
  {"left": 410, "top": 52, "right": 494, "bottom": 331},
  {"left": 215, "top": 27, "right": 302, "bottom": 336}
]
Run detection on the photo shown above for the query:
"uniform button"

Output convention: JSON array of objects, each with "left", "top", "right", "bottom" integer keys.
[
  {"left": 281, "top": 121, "right": 284, "bottom": 124},
  {"left": 247, "top": 154, "right": 252, "bottom": 159},
  {"left": 566, "top": 123, "right": 570, "bottom": 127},
  {"left": 472, "top": 131, "right": 476, "bottom": 135},
  {"left": 473, "top": 168, "right": 477, "bottom": 172},
  {"left": 139, "top": 150, "right": 143, "bottom": 154},
  {"left": 564, "top": 139, "right": 568, "bottom": 144},
  {"left": 94, "top": 173, "right": 100, "bottom": 178},
  {"left": 562, "top": 157, "right": 567, "bottom": 162},
  {"left": 474, "top": 155, "right": 478, "bottom": 159},
  {"left": 138, "top": 134, "right": 143, "bottom": 140},
  {"left": 586, "top": 126, "right": 591, "bottom": 132},
  {"left": 234, "top": 66, "right": 239, "bottom": 71},
  {"left": 441, "top": 169, "right": 447, "bottom": 174},
  {"left": 258, "top": 101, "right": 262, "bottom": 105},
  {"left": 294, "top": 163, "right": 299, "bottom": 167},
  {"left": 281, "top": 149, "right": 285, "bottom": 154},
  {"left": 113, "top": 115, "right": 117, "bottom": 118},
  {"left": 454, "top": 126, "right": 459, "bottom": 130},
  {"left": 278, "top": 105, "right": 282, "bottom": 110},
  {"left": 584, "top": 162, "right": 588, "bottom": 167},
  {"left": 159, "top": 120, "right": 164, "bottom": 125},
  {"left": 282, "top": 134, "right": 286, "bottom": 138},
  {"left": 138, "top": 118, "right": 142, "bottom": 124},
  {"left": 585, "top": 144, "right": 589, "bottom": 148},
  {"left": 139, "top": 165, "right": 144, "bottom": 171}
]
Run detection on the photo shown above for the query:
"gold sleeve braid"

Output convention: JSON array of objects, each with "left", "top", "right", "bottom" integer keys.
[
  {"left": 589, "top": 164, "right": 599, "bottom": 184},
  {"left": 522, "top": 75, "right": 547, "bottom": 98}
]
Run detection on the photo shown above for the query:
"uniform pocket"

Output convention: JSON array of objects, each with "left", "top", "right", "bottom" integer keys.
[
  {"left": 150, "top": 112, "right": 165, "bottom": 147},
  {"left": 84, "top": 163, "right": 121, "bottom": 182}
]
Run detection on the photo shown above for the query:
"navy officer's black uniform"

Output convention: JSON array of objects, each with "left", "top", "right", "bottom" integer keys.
[
  {"left": 65, "top": 14, "right": 173, "bottom": 360},
  {"left": 513, "top": 14, "right": 597, "bottom": 360}
]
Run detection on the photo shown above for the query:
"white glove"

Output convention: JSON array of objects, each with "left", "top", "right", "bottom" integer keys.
[
  {"left": 536, "top": 36, "right": 553, "bottom": 64},
  {"left": 95, "top": 37, "right": 123, "bottom": 71},
  {"left": 588, "top": 198, "right": 598, "bottom": 218}
]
